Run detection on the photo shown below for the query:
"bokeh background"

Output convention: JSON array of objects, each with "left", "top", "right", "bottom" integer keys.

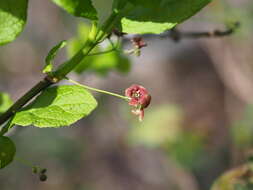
[{"left": 1, "top": 0, "right": 253, "bottom": 189}]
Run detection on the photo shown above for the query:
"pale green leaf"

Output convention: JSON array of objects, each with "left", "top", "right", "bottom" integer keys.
[
  {"left": 0, "top": 0, "right": 28, "bottom": 45},
  {"left": 0, "top": 93, "right": 12, "bottom": 114},
  {"left": 52, "top": 0, "right": 98, "bottom": 20},
  {"left": 119, "top": 0, "right": 211, "bottom": 34},
  {"left": 12, "top": 85, "right": 97, "bottom": 128},
  {"left": 43, "top": 40, "right": 67, "bottom": 73},
  {"left": 0, "top": 136, "right": 16, "bottom": 169},
  {"left": 121, "top": 18, "right": 175, "bottom": 34}
]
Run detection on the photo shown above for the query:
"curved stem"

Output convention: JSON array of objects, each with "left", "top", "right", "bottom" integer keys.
[
  {"left": 15, "top": 156, "right": 35, "bottom": 168},
  {"left": 66, "top": 78, "right": 130, "bottom": 101}
]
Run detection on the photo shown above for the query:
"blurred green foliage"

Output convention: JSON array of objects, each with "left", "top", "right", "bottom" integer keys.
[
  {"left": 128, "top": 105, "right": 183, "bottom": 147},
  {"left": 127, "top": 104, "right": 207, "bottom": 170},
  {"left": 165, "top": 132, "right": 205, "bottom": 170},
  {"left": 211, "top": 164, "right": 253, "bottom": 190},
  {"left": 0, "top": 93, "right": 12, "bottom": 114},
  {"left": 231, "top": 105, "right": 253, "bottom": 148},
  {"left": 67, "top": 22, "right": 131, "bottom": 76}
]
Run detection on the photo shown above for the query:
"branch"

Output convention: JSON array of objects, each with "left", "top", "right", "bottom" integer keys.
[
  {"left": 0, "top": 78, "right": 53, "bottom": 125},
  {"left": 0, "top": 38, "right": 97, "bottom": 126},
  {"left": 0, "top": 12, "right": 122, "bottom": 128},
  {"left": 167, "top": 22, "right": 240, "bottom": 42}
]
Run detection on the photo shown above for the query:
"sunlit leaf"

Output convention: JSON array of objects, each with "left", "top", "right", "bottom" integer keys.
[
  {"left": 0, "top": 93, "right": 12, "bottom": 114},
  {"left": 118, "top": 0, "right": 211, "bottom": 34},
  {"left": 0, "top": 0, "right": 28, "bottom": 45},
  {"left": 12, "top": 85, "right": 97, "bottom": 128},
  {"left": 43, "top": 40, "right": 67, "bottom": 73},
  {"left": 52, "top": 0, "right": 98, "bottom": 20}
]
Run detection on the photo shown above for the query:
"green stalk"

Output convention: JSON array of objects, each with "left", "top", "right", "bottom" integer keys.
[
  {"left": 95, "top": 8, "right": 125, "bottom": 43},
  {"left": 67, "top": 78, "right": 129, "bottom": 101},
  {"left": 0, "top": 117, "right": 14, "bottom": 136}
]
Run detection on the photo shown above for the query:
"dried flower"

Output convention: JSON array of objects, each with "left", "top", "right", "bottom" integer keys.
[
  {"left": 125, "top": 84, "right": 151, "bottom": 121},
  {"left": 131, "top": 37, "right": 147, "bottom": 49}
]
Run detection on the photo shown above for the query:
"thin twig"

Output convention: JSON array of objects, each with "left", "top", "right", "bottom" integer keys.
[
  {"left": 87, "top": 37, "right": 121, "bottom": 56},
  {"left": 167, "top": 22, "right": 240, "bottom": 42},
  {"left": 66, "top": 77, "right": 129, "bottom": 101},
  {"left": 87, "top": 48, "right": 116, "bottom": 56}
]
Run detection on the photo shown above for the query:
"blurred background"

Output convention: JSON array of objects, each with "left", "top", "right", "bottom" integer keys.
[{"left": 1, "top": 0, "right": 253, "bottom": 189}]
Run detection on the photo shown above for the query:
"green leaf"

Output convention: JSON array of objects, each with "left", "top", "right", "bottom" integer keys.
[
  {"left": 12, "top": 85, "right": 97, "bottom": 128},
  {"left": 0, "top": 136, "right": 16, "bottom": 169},
  {"left": 231, "top": 105, "right": 253, "bottom": 148},
  {"left": 52, "top": 0, "right": 98, "bottom": 20},
  {"left": 0, "top": 93, "right": 12, "bottom": 114},
  {"left": 0, "top": 0, "right": 28, "bottom": 45},
  {"left": 118, "top": 0, "right": 211, "bottom": 34},
  {"left": 43, "top": 40, "right": 67, "bottom": 73}
]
